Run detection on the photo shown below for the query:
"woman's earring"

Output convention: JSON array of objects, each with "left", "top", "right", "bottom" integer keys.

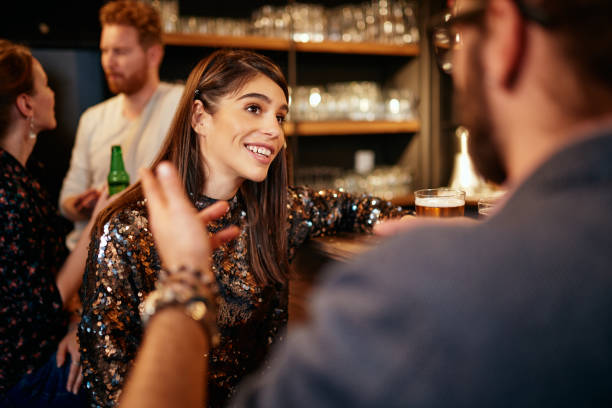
[{"left": 28, "top": 116, "right": 37, "bottom": 139}]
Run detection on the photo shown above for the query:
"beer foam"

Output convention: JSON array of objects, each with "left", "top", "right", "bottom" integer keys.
[{"left": 415, "top": 197, "right": 465, "bottom": 208}]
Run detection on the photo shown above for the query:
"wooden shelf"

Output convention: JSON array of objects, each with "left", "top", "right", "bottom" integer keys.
[
  {"left": 163, "top": 32, "right": 419, "bottom": 56},
  {"left": 295, "top": 41, "right": 419, "bottom": 56},
  {"left": 284, "top": 120, "right": 420, "bottom": 136},
  {"left": 163, "top": 32, "right": 290, "bottom": 51}
]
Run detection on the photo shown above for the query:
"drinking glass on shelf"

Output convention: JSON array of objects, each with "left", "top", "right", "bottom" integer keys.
[
  {"left": 290, "top": 3, "right": 326, "bottom": 43},
  {"left": 414, "top": 188, "right": 465, "bottom": 217},
  {"left": 273, "top": 6, "right": 292, "bottom": 39},
  {"left": 363, "top": 4, "right": 379, "bottom": 42},
  {"left": 153, "top": 0, "right": 178, "bottom": 33},
  {"left": 291, "top": 81, "right": 416, "bottom": 122},
  {"left": 400, "top": 0, "right": 419, "bottom": 43},
  {"left": 252, "top": 5, "right": 274, "bottom": 37},
  {"left": 384, "top": 88, "right": 417, "bottom": 121},
  {"left": 295, "top": 166, "right": 343, "bottom": 191},
  {"left": 339, "top": 6, "right": 357, "bottom": 42},
  {"left": 178, "top": 16, "right": 198, "bottom": 33},
  {"left": 333, "top": 165, "right": 412, "bottom": 200},
  {"left": 307, "top": 86, "right": 324, "bottom": 121},
  {"left": 477, "top": 191, "right": 506, "bottom": 218},
  {"left": 327, "top": 7, "right": 343, "bottom": 42},
  {"left": 290, "top": 86, "right": 309, "bottom": 122}
]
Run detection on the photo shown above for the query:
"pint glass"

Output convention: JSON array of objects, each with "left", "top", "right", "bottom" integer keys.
[{"left": 414, "top": 188, "right": 465, "bottom": 217}]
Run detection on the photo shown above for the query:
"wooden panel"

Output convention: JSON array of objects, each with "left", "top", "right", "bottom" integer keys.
[
  {"left": 295, "top": 40, "right": 419, "bottom": 56},
  {"left": 284, "top": 120, "right": 420, "bottom": 136},
  {"left": 163, "top": 33, "right": 419, "bottom": 56},
  {"left": 163, "top": 32, "right": 290, "bottom": 51}
]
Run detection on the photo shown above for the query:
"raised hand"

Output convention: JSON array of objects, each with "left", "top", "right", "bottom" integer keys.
[{"left": 140, "top": 162, "right": 239, "bottom": 275}]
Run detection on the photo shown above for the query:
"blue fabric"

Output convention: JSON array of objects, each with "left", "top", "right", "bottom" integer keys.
[{"left": 1, "top": 352, "right": 87, "bottom": 408}]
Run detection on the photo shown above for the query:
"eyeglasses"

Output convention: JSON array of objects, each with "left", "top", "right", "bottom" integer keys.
[
  {"left": 430, "top": 0, "right": 553, "bottom": 75},
  {"left": 429, "top": 6, "right": 485, "bottom": 75}
]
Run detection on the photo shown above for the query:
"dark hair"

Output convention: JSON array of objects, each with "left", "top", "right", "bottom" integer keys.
[
  {"left": 96, "top": 49, "right": 290, "bottom": 285},
  {"left": 521, "top": 0, "right": 612, "bottom": 92},
  {"left": 0, "top": 39, "right": 34, "bottom": 139},
  {"left": 99, "top": 0, "right": 162, "bottom": 48}
]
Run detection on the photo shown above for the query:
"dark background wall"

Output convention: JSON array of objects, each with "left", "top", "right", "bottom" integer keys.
[
  {"left": 29, "top": 50, "right": 105, "bottom": 204},
  {"left": 0, "top": 1, "right": 107, "bottom": 205}
]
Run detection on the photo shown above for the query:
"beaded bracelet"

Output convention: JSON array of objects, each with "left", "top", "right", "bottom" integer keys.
[{"left": 140, "top": 267, "right": 221, "bottom": 347}]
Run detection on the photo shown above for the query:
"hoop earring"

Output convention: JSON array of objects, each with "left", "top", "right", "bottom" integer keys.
[{"left": 29, "top": 116, "right": 37, "bottom": 139}]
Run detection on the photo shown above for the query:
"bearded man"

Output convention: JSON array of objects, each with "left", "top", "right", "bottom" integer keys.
[
  {"left": 59, "top": 0, "right": 182, "bottom": 249},
  {"left": 117, "top": 0, "right": 612, "bottom": 407}
]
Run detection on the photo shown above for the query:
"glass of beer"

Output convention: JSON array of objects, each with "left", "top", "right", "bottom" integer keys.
[{"left": 414, "top": 188, "right": 465, "bottom": 217}]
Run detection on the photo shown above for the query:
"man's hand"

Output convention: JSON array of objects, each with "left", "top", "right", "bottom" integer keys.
[
  {"left": 74, "top": 188, "right": 101, "bottom": 216},
  {"left": 89, "top": 185, "right": 117, "bottom": 220},
  {"left": 63, "top": 188, "right": 102, "bottom": 221},
  {"left": 56, "top": 326, "right": 83, "bottom": 394},
  {"left": 140, "top": 162, "right": 239, "bottom": 274},
  {"left": 374, "top": 213, "right": 478, "bottom": 237},
  {"left": 373, "top": 214, "right": 418, "bottom": 237}
]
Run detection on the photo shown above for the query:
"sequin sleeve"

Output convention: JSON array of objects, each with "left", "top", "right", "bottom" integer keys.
[
  {"left": 78, "top": 204, "right": 160, "bottom": 407},
  {"left": 287, "top": 186, "right": 407, "bottom": 256}
]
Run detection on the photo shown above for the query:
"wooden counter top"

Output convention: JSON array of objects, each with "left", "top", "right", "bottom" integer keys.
[{"left": 289, "top": 233, "right": 381, "bottom": 326}]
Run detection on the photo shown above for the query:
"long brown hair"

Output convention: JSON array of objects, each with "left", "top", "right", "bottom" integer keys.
[
  {"left": 96, "top": 49, "right": 290, "bottom": 285},
  {"left": 0, "top": 39, "right": 33, "bottom": 139}
]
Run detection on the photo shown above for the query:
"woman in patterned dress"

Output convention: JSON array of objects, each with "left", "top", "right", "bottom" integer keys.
[{"left": 0, "top": 39, "right": 110, "bottom": 407}]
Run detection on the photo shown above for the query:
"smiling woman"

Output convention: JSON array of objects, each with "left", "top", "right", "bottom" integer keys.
[
  {"left": 78, "top": 48, "right": 410, "bottom": 408},
  {"left": 192, "top": 74, "right": 289, "bottom": 196}
]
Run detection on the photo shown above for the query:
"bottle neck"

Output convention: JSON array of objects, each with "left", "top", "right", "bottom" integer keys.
[{"left": 110, "top": 148, "right": 126, "bottom": 172}]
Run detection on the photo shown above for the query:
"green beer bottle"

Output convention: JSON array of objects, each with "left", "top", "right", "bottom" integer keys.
[{"left": 108, "top": 145, "right": 130, "bottom": 196}]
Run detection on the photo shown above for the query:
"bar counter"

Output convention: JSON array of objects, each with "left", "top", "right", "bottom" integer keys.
[
  {"left": 288, "top": 197, "right": 481, "bottom": 326},
  {"left": 289, "top": 232, "right": 383, "bottom": 326}
]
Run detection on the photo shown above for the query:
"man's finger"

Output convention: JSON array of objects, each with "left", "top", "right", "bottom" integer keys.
[
  {"left": 373, "top": 218, "right": 415, "bottom": 237},
  {"left": 140, "top": 167, "right": 166, "bottom": 212},
  {"left": 82, "top": 196, "right": 99, "bottom": 210},
  {"left": 197, "top": 201, "right": 230, "bottom": 225},
  {"left": 210, "top": 226, "right": 240, "bottom": 250},
  {"left": 77, "top": 189, "right": 99, "bottom": 203},
  {"left": 154, "top": 162, "right": 191, "bottom": 211}
]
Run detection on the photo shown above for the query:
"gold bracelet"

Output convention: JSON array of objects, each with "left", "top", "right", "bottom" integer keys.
[{"left": 140, "top": 267, "right": 221, "bottom": 347}]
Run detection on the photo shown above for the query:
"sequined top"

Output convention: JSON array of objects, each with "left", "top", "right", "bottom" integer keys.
[
  {"left": 0, "top": 148, "right": 70, "bottom": 397},
  {"left": 79, "top": 186, "right": 406, "bottom": 407}
]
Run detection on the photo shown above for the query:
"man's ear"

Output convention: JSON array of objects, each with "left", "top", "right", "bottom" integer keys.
[
  {"left": 191, "top": 100, "right": 209, "bottom": 135},
  {"left": 483, "top": 0, "right": 525, "bottom": 88},
  {"left": 15, "top": 93, "right": 33, "bottom": 118},
  {"left": 147, "top": 43, "right": 164, "bottom": 68}
]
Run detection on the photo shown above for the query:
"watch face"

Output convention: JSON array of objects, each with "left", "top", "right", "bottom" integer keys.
[
  {"left": 186, "top": 300, "right": 208, "bottom": 321},
  {"left": 140, "top": 281, "right": 220, "bottom": 347}
]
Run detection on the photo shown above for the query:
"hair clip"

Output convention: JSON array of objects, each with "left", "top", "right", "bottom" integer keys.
[{"left": 194, "top": 89, "right": 201, "bottom": 100}]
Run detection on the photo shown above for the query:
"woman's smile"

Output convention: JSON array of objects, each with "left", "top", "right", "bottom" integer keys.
[{"left": 245, "top": 143, "right": 275, "bottom": 163}]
